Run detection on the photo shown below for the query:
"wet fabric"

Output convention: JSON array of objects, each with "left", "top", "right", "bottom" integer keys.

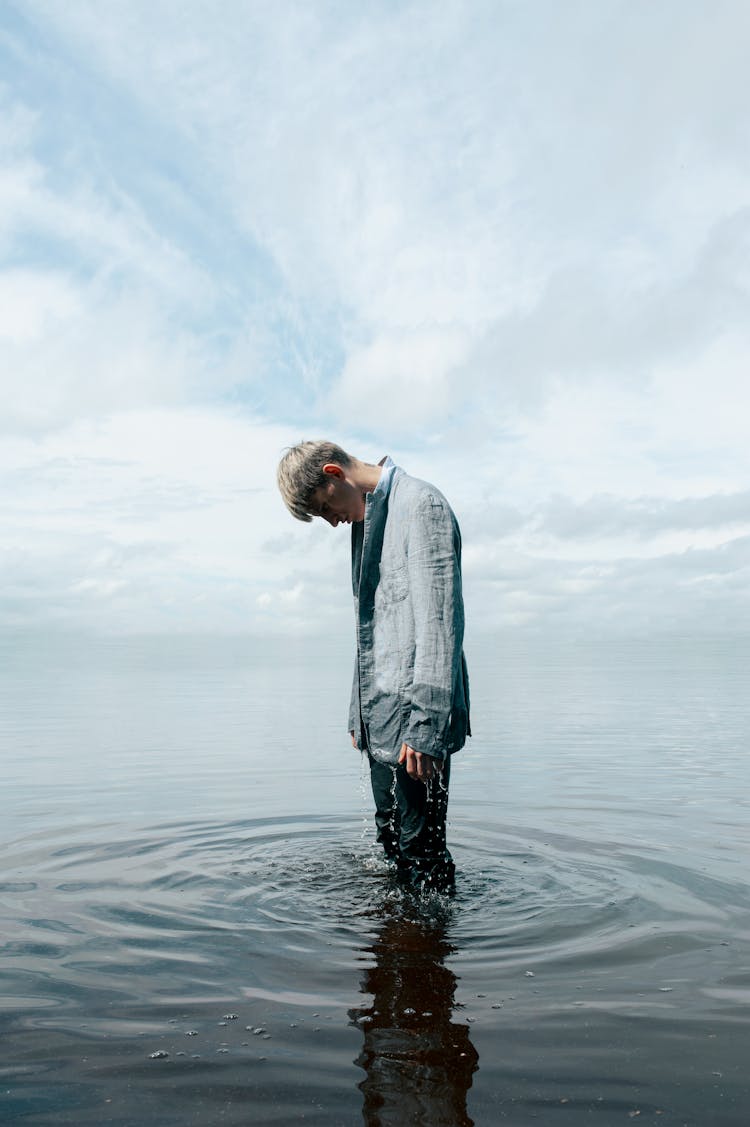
[{"left": 368, "top": 753, "right": 455, "bottom": 892}]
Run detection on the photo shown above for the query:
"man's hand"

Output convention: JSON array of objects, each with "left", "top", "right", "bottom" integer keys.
[
  {"left": 399, "top": 743, "right": 441, "bottom": 782},
  {"left": 350, "top": 730, "right": 358, "bottom": 749}
]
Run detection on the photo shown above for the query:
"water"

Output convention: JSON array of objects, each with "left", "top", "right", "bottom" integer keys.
[{"left": 2, "top": 632, "right": 750, "bottom": 1125}]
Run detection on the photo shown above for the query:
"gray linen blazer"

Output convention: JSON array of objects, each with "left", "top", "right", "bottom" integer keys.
[{"left": 348, "top": 464, "right": 470, "bottom": 763}]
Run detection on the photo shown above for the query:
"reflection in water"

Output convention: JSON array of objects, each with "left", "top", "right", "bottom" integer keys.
[{"left": 350, "top": 896, "right": 479, "bottom": 1126}]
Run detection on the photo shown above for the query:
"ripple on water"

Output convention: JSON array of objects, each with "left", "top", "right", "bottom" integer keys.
[
  {"left": 3, "top": 814, "right": 747, "bottom": 992},
  {"left": 2, "top": 813, "right": 750, "bottom": 1126}
]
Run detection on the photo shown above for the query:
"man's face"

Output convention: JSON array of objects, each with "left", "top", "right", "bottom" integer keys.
[{"left": 309, "top": 467, "right": 366, "bottom": 527}]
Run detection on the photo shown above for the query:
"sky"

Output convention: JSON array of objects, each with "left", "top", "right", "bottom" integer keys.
[{"left": 1, "top": 0, "right": 749, "bottom": 642}]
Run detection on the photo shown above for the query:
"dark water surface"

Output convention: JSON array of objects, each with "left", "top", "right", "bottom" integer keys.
[{"left": 2, "top": 633, "right": 750, "bottom": 1125}]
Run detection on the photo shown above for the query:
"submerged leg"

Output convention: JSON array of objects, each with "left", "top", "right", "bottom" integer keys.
[
  {"left": 368, "top": 755, "right": 403, "bottom": 864},
  {"left": 394, "top": 755, "right": 455, "bottom": 892}
]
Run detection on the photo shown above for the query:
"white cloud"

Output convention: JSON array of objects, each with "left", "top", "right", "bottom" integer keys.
[
  {"left": 0, "top": 407, "right": 356, "bottom": 634},
  {"left": 2, "top": 1, "right": 749, "bottom": 636},
  {"left": 0, "top": 280, "right": 213, "bottom": 432},
  {"left": 0, "top": 91, "right": 210, "bottom": 305},
  {"left": 0, "top": 80, "right": 236, "bottom": 435},
  {"left": 0, "top": 268, "right": 81, "bottom": 343},
  {"left": 329, "top": 327, "right": 469, "bottom": 429}
]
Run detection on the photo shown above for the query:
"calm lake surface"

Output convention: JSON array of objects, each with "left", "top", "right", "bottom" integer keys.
[{"left": 2, "top": 632, "right": 749, "bottom": 1125}]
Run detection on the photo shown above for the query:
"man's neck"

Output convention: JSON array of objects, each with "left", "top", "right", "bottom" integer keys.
[{"left": 353, "top": 460, "right": 383, "bottom": 494}]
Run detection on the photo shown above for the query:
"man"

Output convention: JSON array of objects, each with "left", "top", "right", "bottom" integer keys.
[{"left": 276, "top": 440, "right": 470, "bottom": 892}]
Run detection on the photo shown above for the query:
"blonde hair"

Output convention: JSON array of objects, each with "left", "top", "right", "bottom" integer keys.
[{"left": 276, "top": 440, "right": 354, "bottom": 522}]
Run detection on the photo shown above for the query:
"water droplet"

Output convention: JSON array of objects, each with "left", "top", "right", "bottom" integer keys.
[
  {"left": 186, "top": 1030, "right": 198, "bottom": 1036},
  {"left": 252, "top": 1027, "right": 265, "bottom": 1035},
  {"left": 149, "top": 1050, "right": 169, "bottom": 1059},
  {"left": 524, "top": 971, "right": 535, "bottom": 977},
  {"left": 223, "top": 1013, "right": 238, "bottom": 1020}
]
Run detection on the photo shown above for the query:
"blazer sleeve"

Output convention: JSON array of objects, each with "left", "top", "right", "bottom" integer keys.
[{"left": 403, "top": 491, "right": 465, "bottom": 760}]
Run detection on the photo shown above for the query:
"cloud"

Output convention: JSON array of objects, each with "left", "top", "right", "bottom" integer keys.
[
  {"left": 10, "top": 3, "right": 750, "bottom": 433},
  {"left": 328, "top": 327, "right": 469, "bottom": 430},
  {"left": 0, "top": 80, "right": 227, "bottom": 433},
  {"left": 0, "top": 278, "right": 214, "bottom": 433},
  {"left": 537, "top": 491, "right": 750, "bottom": 542},
  {"left": 0, "top": 406, "right": 357, "bottom": 634},
  {"left": 461, "top": 206, "right": 750, "bottom": 413},
  {"left": 2, "top": 1, "right": 749, "bottom": 637},
  {"left": 463, "top": 534, "right": 750, "bottom": 636}
]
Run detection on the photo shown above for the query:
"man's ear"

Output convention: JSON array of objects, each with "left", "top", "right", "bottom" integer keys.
[{"left": 322, "top": 463, "right": 345, "bottom": 478}]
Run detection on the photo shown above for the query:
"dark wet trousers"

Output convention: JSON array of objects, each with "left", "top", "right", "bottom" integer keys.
[{"left": 368, "top": 753, "right": 455, "bottom": 893}]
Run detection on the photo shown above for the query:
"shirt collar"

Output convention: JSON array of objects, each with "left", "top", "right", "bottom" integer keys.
[{"left": 372, "top": 455, "right": 396, "bottom": 499}]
